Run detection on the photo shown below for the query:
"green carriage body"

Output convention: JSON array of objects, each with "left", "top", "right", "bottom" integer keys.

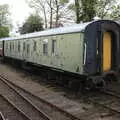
[{"left": 4, "top": 32, "right": 84, "bottom": 75}]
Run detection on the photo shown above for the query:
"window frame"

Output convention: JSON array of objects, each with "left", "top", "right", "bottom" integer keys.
[
  {"left": 18, "top": 41, "right": 21, "bottom": 52},
  {"left": 43, "top": 43, "right": 48, "bottom": 55},
  {"left": 52, "top": 39, "right": 57, "bottom": 54},
  {"left": 33, "top": 41, "right": 37, "bottom": 51}
]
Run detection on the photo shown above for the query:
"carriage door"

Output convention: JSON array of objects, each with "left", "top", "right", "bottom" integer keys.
[{"left": 103, "top": 32, "right": 112, "bottom": 72}]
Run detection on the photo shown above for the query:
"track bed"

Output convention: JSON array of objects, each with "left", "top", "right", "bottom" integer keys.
[{"left": 0, "top": 62, "right": 120, "bottom": 120}]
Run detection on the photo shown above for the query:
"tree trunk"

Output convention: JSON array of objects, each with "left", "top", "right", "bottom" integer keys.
[
  {"left": 43, "top": 6, "right": 48, "bottom": 28},
  {"left": 55, "top": 0, "right": 59, "bottom": 27},
  {"left": 50, "top": 0, "right": 53, "bottom": 28},
  {"left": 75, "top": 0, "right": 80, "bottom": 23}
]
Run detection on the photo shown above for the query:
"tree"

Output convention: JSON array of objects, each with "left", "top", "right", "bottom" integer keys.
[
  {"left": 46, "top": 0, "right": 53, "bottom": 28},
  {"left": 26, "top": 0, "right": 72, "bottom": 28},
  {"left": 74, "top": 0, "right": 80, "bottom": 23},
  {"left": 109, "top": 5, "right": 120, "bottom": 20},
  {"left": 52, "top": 0, "right": 75, "bottom": 27},
  {"left": 0, "top": 4, "right": 10, "bottom": 26},
  {"left": 20, "top": 14, "right": 44, "bottom": 34},
  {"left": 69, "top": 0, "right": 96, "bottom": 23},
  {"left": 26, "top": 0, "right": 48, "bottom": 28},
  {"left": 69, "top": 0, "right": 120, "bottom": 23},
  {"left": 53, "top": 0, "right": 69, "bottom": 27},
  {"left": 80, "top": 0, "right": 96, "bottom": 22},
  {"left": 95, "top": 0, "right": 113, "bottom": 19},
  {"left": 0, "top": 26, "right": 9, "bottom": 38},
  {"left": 0, "top": 4, "right": 11, "bottom": 38},
  {"left": 95, "top": 0, "right": 120, "bottom": 19}
]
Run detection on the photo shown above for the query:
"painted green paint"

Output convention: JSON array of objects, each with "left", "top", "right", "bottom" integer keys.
[
  {"left": 0, "top": 41, "right": 3, "bottom": 48},
  {"left": 4, "top": 32, "right": 84, "bottom": 74}
]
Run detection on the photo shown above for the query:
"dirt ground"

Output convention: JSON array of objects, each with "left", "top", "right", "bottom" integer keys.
[{"left": 0, "top": 61, "right": 120, "bottom": 120}]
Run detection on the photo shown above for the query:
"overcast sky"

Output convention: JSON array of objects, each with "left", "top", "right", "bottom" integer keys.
[
  {"left": 0, "top": 0, "right": 33, "bottom": 27},
  {"left": 0, "top": 0, "right": 120, "bottom": 35},
  {"left": 0, "top": 0, "right": 34, "bottom": 35},
  {"left": 0, "top": 0, "right": 120, "bottom": 25}
]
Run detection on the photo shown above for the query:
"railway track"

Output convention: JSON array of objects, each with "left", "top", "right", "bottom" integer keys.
[
  {"left": 0, "top": 112, "right": 7, "bottom": 120},
  {"left": 0, "top": 94, "right": 32, "bottom": 120},
  {"left": 1, "top": 72, "right": 120, "bottom": 120},
  {"left": 1, "top": 73, "right": 116, "bottom": 120},
  {"left": 0, "top": 74, "right": 51, "bottom": 120},
  {"left": 101, "top": 89, "right": 120, "bottom": 99},
  {"left": 0, "top": 74, "right": 82, "bottom": 120},
  {"left": 87, "top": 89, "right": 120, "bottom": 117}
]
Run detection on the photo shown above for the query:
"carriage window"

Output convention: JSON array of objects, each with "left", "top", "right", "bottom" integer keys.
[
  {"left": 27, "top": 44, "right": 29, "bottom": 54},
  {"left": 43, "top": 39, "right": 48, "bottom": 55},
  {"left": 23, "top": 42, "right": 25, "bottom": 50},
  {"left": 52, "top": 40, "right": 56, "bottom": 54},
  {"left": 18, "top": 41, "right": 20, "bottom": 52},
  {"left": 13, "top": 43, "right": 14, "bottom": 50},
  {"left": 6, "top": 43, "right": 8, "bottom": 49},
  {"left": 33, "top": 41, "right": 37, "bottom": 51},
  {"left": 10, "top": 42, "right": 12, "bottom": 52},
  {"left": 43, "top": 43, "right": 48, "bottom": 55}
]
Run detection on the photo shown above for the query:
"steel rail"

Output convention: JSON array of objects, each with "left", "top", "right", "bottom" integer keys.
[
  {"left": 0, "top": 94, "right": 31, "bottom": 120},
  {"left": 0, "top": 112, "right": 6, "bottom": 120},
  {"left": 0, "top": 74, "right": 82, "bottom": 120},
  {"left": 102, "top": 89, "right": 120, "bottom": 99},
  {"left": 89, "top": 90, "right": 120, "bottom": 115},
  {"left": 0, "top": 75, "right": 51, "bottom": 120}
]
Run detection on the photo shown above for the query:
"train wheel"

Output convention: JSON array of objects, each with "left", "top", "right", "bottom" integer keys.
[
  {"left": 103, "top": 73, "right": 118, "bottom": 85},
  {"left": 85, "top": 76, "right": 106, "bottom": 90},
  {"left": 68, "top": 79, "right": 84, "bottom": 94}
]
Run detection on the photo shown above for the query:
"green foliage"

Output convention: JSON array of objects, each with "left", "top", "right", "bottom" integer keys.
[
  {"left": 20, "top": 14, "right": 44, "bottom": 34},
  {"left": 68, "top": 4, "right": 76, "bottom": 11},
  {"left": 0, "top": 4, "right": 10, "bottom": 26},
  {"left": 95, "top": 0, "right": 116, "bottom": 19},
  {"left": 26, "top": 0, "right": 71, "bottom": 28},
  {"left": 80, "top": 0, "right": 96, "bottom": 22},
  {"left": 0, "top": 4, "right": 10, "bottom": 37},
  {"left": 74, "top": 0, "right": 81, "bottom": 23},
  {"left": 0, "top": 26, "right": 9, "bottom": 38},
  {"left": 69, "top": 0, "right": 120, "bottom": 23},
  {"left": 72, "top": 0, "right": 96, "bottom": 22},
  {"left": 59, "top": 0, "right": 69, "bottom": 6},
  {"left": 109, "top": 5, "right": 120, "bottom": 20}
]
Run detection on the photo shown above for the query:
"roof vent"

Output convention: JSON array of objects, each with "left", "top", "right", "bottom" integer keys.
[{"left": 93, "top": 16, "right": 101, "bottom": 21}]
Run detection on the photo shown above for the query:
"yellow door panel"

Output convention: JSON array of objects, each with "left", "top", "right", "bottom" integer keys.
[{"left": 103, "top": 32, "right": 111, "bottom": 71}]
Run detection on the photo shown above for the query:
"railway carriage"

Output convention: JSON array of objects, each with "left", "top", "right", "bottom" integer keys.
[{"left": 1, "top": 20, "right": 120, "bottom": 89}]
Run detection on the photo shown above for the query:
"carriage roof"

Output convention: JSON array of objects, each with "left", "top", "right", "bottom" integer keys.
[
  {"left": 0, "top": 22, "right": 90, "bottom": 41},
  {"left": 0, "top": 20, "right": 119, "bottom": 41}
]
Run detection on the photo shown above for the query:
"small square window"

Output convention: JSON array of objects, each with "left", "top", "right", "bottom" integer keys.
[
  {"left": 27, "top": 44, "right": 29, "bottom": 53},
  {"left": 18, "top": 41, "right": 20, "bottom": 52},
  {"left": 33, "top": 41, "right": 37, "bottom": 51},
  {"left": 23, "top": 42, "right": 25, "bottom": 50},
  {"left": 6, "top": 43, "right": 8, "bottom": 49},
  {"left": 10, "top": 42, "right": 12, "bottom": 52},
  {"left": 43, "top": 43, "right": 48, "bottom": 55},
  {"left": 12, "top": 43, "right": 14, "bottom": 50},
  {"left": 52, "top": 40, "right": 56, "bottom": 54}
]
